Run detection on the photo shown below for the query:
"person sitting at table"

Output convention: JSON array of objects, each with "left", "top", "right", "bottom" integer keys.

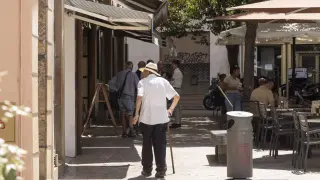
[{"left": 250, "top": 78, "right": 275, "bottom": 107}]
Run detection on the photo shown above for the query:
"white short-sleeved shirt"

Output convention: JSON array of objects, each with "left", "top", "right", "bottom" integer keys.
[
  {"left": 138, "top": 74, "right": 179, "bottom": 125},
  {"left": 171, "top": 68, "right": 183, "bottom": 88}
]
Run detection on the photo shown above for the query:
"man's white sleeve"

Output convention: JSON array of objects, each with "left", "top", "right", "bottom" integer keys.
[
  {"left": 137, "top": 80, "right": 144, "bottom": 97},
  {"left": 165, "top": 80, "right": 179, "bottom": 100}
]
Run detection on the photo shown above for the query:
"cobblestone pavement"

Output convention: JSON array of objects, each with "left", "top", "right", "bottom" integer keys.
[{"left": 60, "top": 115, "right": 320, "bottom": 180}]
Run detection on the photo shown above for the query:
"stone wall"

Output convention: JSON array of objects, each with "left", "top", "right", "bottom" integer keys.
[{"left": 0, "top": 0, "right": 40, "bottom": 179}]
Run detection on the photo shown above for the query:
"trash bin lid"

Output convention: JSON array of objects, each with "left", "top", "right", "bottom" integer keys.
[
  {"left": 227, "top": 111, "right": 253, "bottom": 130},
  {"left": 227, "top": 111, "right": 253, "bottom": 118}
]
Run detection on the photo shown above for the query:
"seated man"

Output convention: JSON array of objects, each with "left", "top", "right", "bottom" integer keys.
[{"left": 250, "top": 78, "right": 275, "bottom": 107}]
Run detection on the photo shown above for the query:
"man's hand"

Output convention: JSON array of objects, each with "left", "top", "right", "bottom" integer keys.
[
  {"left": 168, "top": 108, "right": 174, "bottom": 117},
  {"left": 132, "top": 115, "right": 139, "bottom": 125}
]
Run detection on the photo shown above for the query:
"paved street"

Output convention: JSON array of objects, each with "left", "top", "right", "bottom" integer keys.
[{"left": 60, "top": 114, "right": 320, "bottom": 180}]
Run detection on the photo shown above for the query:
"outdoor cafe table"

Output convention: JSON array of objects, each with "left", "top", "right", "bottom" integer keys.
[
  {"left": 306, "top": 118, "right": 320, "bottom": 124},
  {"left": 266, "top": 108, "right": 311, "bottom": 112}
]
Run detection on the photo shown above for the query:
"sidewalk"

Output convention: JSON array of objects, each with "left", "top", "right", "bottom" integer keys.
[{"left": 60, "top": 115, "right": 320, "bottom": 180}]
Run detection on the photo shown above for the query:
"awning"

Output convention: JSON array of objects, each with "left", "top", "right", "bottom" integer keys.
[
  {"left": 64, "top": 0, "right": 153, "bottom": 31},
  {"left": 118, "top": 0, "right": 169, "bottom": 27},
  {"left": 227, "top": 0, "right": 320, "bottom": 13},
  {"left": 213, "top": 12, "right": 320, "bottom": 23},
  {"left": 217, "top": 23, "right": 320, "bottom": 45}
]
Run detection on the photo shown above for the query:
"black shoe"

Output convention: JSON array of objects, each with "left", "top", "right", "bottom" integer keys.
[
  {"left": 122, "top": 133, "right": 128, "bottom": 138},
  {"left": 155, "top": 171, "right": 166, "bottom": 178},
  {"left": 170, "top": 124, "right": 181, "bottom": 129},
  {"left": 128, "top": 132, "right": 136, "bottom": 138},
  {"left": 141, "top": 170, "right": 152, "bottom": 177}
]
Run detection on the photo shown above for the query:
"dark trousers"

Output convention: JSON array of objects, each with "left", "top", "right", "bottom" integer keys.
[{"left": 140, "top": 122, "right": 168, "bottom": 173}]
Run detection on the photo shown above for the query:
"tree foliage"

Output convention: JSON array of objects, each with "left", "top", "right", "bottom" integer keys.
[{"left": 160, "top": 0, "right": 249, "bottom": 38}]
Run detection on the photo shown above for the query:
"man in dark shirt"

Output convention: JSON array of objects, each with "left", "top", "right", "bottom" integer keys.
[
  {"left": 147, "top": 59, "right": 154, "bottom": 64},
  {"left": 116, "top": 61, "right": 140, "bottom": 137},
  {"left": 136, "top": 61, "right": 146, "bottom": 80}
]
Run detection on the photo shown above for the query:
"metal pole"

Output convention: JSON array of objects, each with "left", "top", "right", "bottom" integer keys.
[
  {"left": 292, "top": 37, "right": 296, "bottom": 98},
  {"left": 217, "top": 85, "right": 233, "bottom": 108},
  {"left": 286, "top": 43, "right": 289, "bottom": 98},
  {"left": 167, "top": 124, "right": 175, "bottom": 174}
]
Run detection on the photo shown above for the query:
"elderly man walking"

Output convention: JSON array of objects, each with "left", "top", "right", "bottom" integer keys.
[{"left": 133, "top": 62, "right": 180, "bottom": 178}]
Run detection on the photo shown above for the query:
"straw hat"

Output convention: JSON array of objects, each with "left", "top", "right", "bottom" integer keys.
[{"left": 139, "top": 63, "right": 161, "bottom": 76}]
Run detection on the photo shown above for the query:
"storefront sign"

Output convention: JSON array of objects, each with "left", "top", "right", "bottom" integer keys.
[
  {"left": 312, "top": 100, "right": 320, "bottom": 115},
  {"left": 288, "top": 68, "right": 307, "bottom": 79}
]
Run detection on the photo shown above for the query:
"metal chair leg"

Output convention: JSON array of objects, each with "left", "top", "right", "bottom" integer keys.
[
  {"left": 269, "top": 130, "right": 274, "bottom": 156},
  {"left": 292, "top": 139, "right": 296, "bottom": 166},
  {"left": 262, "top": 128, "right": 268, "bottom": 150},
  {"left": 304, "top": 144, "right": 309, "bottom": 173},
  {"left": 294, "top": 141, "right": 301, "bottom": 168},
  {"left": 299, "top": 143, "right": 304, "bottom": 169},
  {"left": 274, "top": 134, "right": 279, "bottom": 158}
]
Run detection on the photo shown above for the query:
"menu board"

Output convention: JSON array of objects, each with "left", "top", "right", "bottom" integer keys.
[
  {"left": 0, "top": 102, "right": 15, "bottom": 142},
  {"left": 288, "top": 68, "right": 307, "bottom": 79},
  {"left": 311, "top": 100, "right": 320, "bottom": 115}
]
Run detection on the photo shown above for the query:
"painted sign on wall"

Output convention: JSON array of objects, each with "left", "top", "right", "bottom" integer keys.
[{"left": 164, "top": 52, "right": 209, "bottom": 64}]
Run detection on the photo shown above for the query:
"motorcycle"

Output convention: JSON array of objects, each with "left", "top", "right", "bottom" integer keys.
[
  {"left": 203, "top": 78, "right": 225, "bottom": 111},
  {"left": 203, "top": 89, "right": 215, "bottom": 110}
]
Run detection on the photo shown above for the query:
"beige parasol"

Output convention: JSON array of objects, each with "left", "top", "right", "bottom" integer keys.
[{"left": 227, "top": 0, "right": 320, "bottom": 13}]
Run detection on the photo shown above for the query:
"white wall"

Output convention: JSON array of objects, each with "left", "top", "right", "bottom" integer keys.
[
  {"left": 209, "top": 33, "right": 229, "bottom": 79},
  {"left": 127, "top": 37, "right": 159, "bottom": 72},
  {"left": 64, "top": 14, "right": 76, "bottom": 157}
]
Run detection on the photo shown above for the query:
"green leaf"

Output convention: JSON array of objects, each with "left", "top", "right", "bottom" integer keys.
[
  {"left": 3, "top": 168, "right": 16, "bottom": 180},
  {"left": 160, "top": 0, "right": 249, "bottom": 38}
]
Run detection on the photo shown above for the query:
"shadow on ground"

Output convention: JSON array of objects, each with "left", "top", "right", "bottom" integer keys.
[
  {"left": 206, "top": 149, "right": 320, "bottom": 174},
  {"left": 60, "top": 128, "right": 141, "bottom": 179},
  {"left": 62, "top": 164, "right": 130, "bottom": 179},
  {"left": 133, "top": 117, "right": 219, "bottom": 148},
  {"left": 127, "top": 175, "right": 164, "bottom": 180}
]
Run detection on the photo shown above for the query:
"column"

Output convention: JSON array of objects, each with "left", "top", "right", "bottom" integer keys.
[
  {"left": 75, "top": 20, "right": 84, "bottom": 155},
  {"left": 22, "top": 0, "right": 40, "bottom": 179},
  {"left": 64, "top": 15, "right": 76, "bottom": 157},
  {"left": 38, "top": 0, "right": 55, "bottom": 178},
  {"left": 241, "top": 44, "right": 245, "bottom": 74},
  {"left": 316, "top": 55, "right": 319, "bottom": 83},
  {"left": 286, "top": 44, "right": 292, "bottom": 98},
  {"left": 54, "top": 0, "right": 65, "bottom": 175},
  {"left": 287, "top": 44, "right": 292, "bottom": 69},
  {"left": 281, "top": 44, "right": 287, "bottom": 84}
]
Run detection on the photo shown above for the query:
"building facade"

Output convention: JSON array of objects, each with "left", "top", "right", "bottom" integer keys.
[
  {"left": 0, "top": 0, "right": 58, "bottom": 179},
  {"left": 0, "top": 0, "right": 167, "bottom": 179}
]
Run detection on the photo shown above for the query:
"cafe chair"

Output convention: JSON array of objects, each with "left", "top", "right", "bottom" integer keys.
[
  {"left": 259, "top": 103, "right": 274, "bottom": 150},
  {"left": 297, "top": 114, "right": 320, "bottom": 172},
  {"left": 241, "top": 101, "right": 262, "bottom": 148},
  {"left": 292, "top": 111, "right": 302, "bottom": 168},
  {"left": 269, "top": 107, "right": 295, "bottom": 158}
]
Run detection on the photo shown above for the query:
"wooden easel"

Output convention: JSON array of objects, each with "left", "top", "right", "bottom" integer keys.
[{"left": 82, "top": 83, "right": 117, "bottom": 135}]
